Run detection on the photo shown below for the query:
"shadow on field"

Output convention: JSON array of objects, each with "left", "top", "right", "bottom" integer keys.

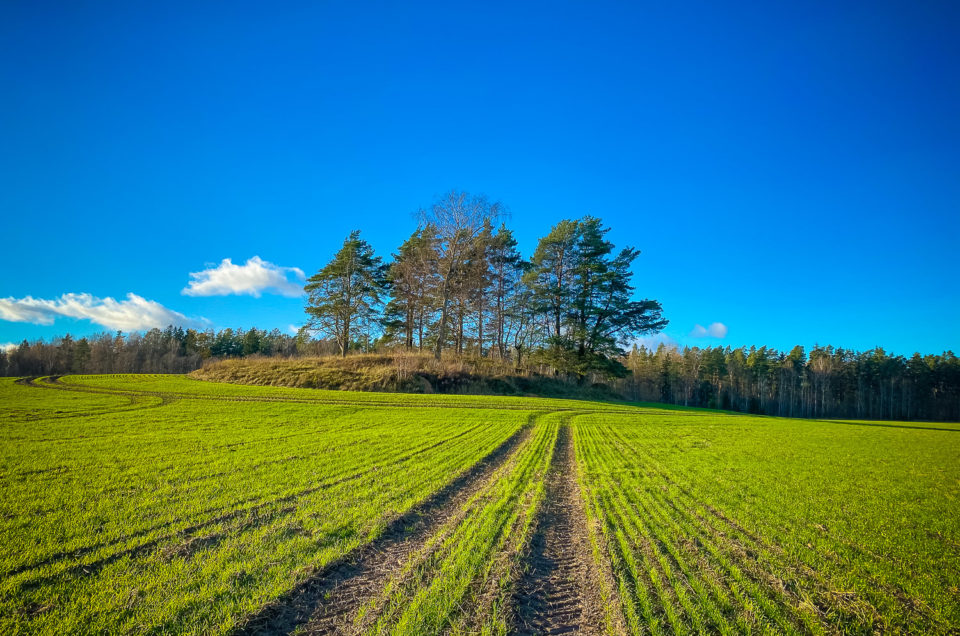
[
  {"left": 822, "top": 420, "right": 960, "bottom": 433},
  {"left": 27, "top": 374, "right": 583, "bottom": 412}
]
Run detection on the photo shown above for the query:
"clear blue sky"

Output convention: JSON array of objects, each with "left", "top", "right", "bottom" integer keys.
[{"left": 2, "top": 1, "right": 958, "bottom": 355}]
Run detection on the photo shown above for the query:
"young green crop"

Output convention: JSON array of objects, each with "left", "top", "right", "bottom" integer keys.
[
  {"left": 355, "top": 413, "right": 562, "bottom": 635},
  {"left": 0, "top": 377, "right": 527, "bottom": 634},
  {"left": 2, "top": 375, "right": 957, "bottom": 635},
  {"left": 574, "top": 411, "right": 960, "bottom": 634}
]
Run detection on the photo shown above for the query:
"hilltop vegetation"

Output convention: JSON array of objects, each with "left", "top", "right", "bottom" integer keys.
[
  {"left": 302, "top": 195, "right": 667, "bottom": 380},
  {"left": 190, "top": 354, "right": 622, "bottom": 400},
  {"left": 2, "top": 375, "right": 958, "bottom": 634}
]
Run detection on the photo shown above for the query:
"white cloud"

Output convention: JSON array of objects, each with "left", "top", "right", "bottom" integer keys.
[
  {"left": 182, "top": 256, "right": 305, "bottom": 298},
  {"left": 288, "top": 324, "right": 300, "bottom": 335},
  {"left": 690, "top": 322, "right": 728, "bottom": 338},
  {"left": 0, "top": 293, "right": 204, "bottom": 331},
  {"left": 0, "top": 342, "right": 18, "bottom": 353}
]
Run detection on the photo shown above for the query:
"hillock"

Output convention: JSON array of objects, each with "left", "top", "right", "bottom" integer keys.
[{"left": 189, "top": 353, "right": 622, "bottom": 400}]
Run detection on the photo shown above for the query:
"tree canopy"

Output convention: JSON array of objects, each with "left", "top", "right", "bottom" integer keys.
[
  {"left": 304, "top": 230, "right": 385, "bottom": 357},
  {"left": 302, "top": 194, "right": 667, "bottom": 378},
  {"left": 528, "top": 217, "right": 668, "bottom": 378}
]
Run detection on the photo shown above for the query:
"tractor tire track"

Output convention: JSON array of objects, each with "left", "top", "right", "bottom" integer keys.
[
  {"left": 514, "top": 423, "right": 603, "bottom": 636},
  {"left": 234, "top": 418, "right": 539, "bottom": 636},
  {"left": 3, "top": 419, "right": 493, "bottom": 584},
  {"left": 12, "top": 376, "right": 172, "bottom": 420}
]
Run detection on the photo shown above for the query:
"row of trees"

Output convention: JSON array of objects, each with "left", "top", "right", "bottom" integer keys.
[
  {"left": 619, "top": 344, "right": 960, "bottom": 422},
  {"left": 305, "top": 191, "right": 667, "bottom": 378},
  {"left": 0, "top": 326, "right": 335, "bottom": 376},
  {"left": 5, "top": 329, "right": 958, "bottom": 421}
]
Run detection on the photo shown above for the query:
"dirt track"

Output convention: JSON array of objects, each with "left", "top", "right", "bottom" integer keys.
[
  {"left": 514, "top": 423, "right": 603, "bottom": 636},
  {"left": 234, "top": 421, "right": 536, "bottom": 635},
  {"left": 14, "top": 377, "right": 615, "bottom": 635}
]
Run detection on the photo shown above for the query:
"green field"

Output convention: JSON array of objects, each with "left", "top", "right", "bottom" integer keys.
[{"left": 1, "top": 375, "right": 957, "bottom": 635}]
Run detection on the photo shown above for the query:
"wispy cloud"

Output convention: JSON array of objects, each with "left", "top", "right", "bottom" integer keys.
[
  {"left": 690, "top": 322, "right": 728, "bottom": 338},
  {"left": 0, "top": 293, "right": 204, "bottom": 331},
  {"left": 182, "top": 256, "right": 305, "bottom": 298}
]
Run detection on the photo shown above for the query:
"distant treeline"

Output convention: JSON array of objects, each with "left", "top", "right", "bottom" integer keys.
[
  {"left": 0, "top": 326, "right": 335, "bottom": 376},
  {"left": 618, "top": 344, "right": 960, "bottom": 422},
  {"left": 3, "top": 327, "right": 958, "bottom": 422}
]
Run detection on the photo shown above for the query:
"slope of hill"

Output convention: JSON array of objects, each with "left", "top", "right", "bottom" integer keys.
[{"left": 189, "top": 353, "right": 622, "bottom": 400}]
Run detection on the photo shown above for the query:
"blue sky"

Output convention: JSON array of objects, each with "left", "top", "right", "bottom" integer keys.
[{"left": 2, "top": 1, "right": 958, "bottom": 355}]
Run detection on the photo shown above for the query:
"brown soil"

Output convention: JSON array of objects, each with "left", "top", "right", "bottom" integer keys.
[
  {"left": 233, "top": 422, "right": 535, "bottom": 636},
  {"left": 514, "top": 424, "right": 604, "bottom": 636}
]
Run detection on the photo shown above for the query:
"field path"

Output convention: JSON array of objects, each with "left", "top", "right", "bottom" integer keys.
[
  {"left": 514, "top": 422, "right": 603, "bottom": 636},
  {"left": 234, "top": 418, "right": 537, "bottom": 635}
]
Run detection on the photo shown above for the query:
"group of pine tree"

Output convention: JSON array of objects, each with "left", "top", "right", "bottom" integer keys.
[
  {"left": 3, "top": 191, "right": 958, "bottom": 421},
  {"left": 303, "top": 191, "right": 667, "bottom": 379}
]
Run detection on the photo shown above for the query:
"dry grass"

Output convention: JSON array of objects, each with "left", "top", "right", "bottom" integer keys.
[{"left": 189, "top": 353, "right": 621, "bottom": 399}]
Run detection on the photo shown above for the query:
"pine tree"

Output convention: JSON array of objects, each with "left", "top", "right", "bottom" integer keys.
[
  {"left": 488, "top": 224, "right": 525, "bottom": 358},
  {"left": 382, "top": 228, "right": 438, "bottom": 351},
  {"left": 304, "top": 230, "right": 385, "bottom": 357},
  {"left": 525, "top": 219, "right": 579, "bottom": 339},
  {"left": 527, "top": 216, "right": 667, "bottom": 378}
]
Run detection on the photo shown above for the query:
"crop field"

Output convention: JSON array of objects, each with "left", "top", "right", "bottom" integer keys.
[{"left": 1, "top": 376, "right": 958, "bottom": 635}]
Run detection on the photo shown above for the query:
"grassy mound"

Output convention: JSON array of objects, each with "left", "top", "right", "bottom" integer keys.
[{"left": 189, "top": 353, "right": 621, "bottom": 399}]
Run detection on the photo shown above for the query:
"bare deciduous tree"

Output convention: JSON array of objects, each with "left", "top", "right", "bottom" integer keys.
[{"left": 418, "top": 191, "right": 502, "bottom": 359}]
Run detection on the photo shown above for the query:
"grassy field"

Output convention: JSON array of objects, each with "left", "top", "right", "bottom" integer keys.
[{"left": 1, "top": 375, "right": 957, "bottom": 634}]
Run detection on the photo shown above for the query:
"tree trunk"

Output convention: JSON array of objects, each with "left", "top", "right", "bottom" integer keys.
[
  {"left": 405, "top": 307, "right": 413, "bottom": 350},
  {"left": 477, "top": 309, "right": 483, "bottom": 357},
  {"left": 434, "top": 286, "right": 450, "bottom": 360},
  {"left": 456, "top": 311, "right": 464, "bottom": 355}
]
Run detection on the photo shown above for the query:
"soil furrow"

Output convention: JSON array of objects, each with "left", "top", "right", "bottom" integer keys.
[
  {"left": 514, "top": 423, "right": 603, "bottom": 636},
  {"left": 233, "top": 418, "right": 537, "bottom": 636}
]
